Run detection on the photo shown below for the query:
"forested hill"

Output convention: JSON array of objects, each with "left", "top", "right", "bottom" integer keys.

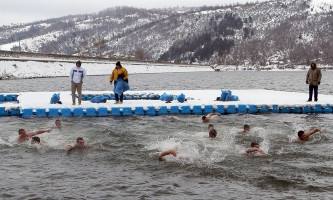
[{"left": 0, "top": 0, "right": 332, "bottom": 66}]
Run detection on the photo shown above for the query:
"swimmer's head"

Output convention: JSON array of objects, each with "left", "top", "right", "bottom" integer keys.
[
  {"left": 298, "top": 130, "right": 305, "bottom": 138},
  {"left": 251, "top": 142, "right": 259, "bottom": 148},
  {"left": 209, "top": 129, "right": 217, "bottom": 138},
  {"left": 55, "top": 119, "right": 61, "bottom": 127},
  {"left": 208, "top": 124, "right": 214, "bottom": 130},
  {"left": 202, "top": 116, "right": 207, "bottom": 121},
  {"left": 244, "top": 124, "right": 250, "bottom": 131},
  {"left": 31, "top": 136, "right": 41, "bottom": 144},
  {"left": 18, "top": 129, "right": 26, "bottom": 135},
  {"left": 76, "top": 137, "right": 85, "bottom": 147}
]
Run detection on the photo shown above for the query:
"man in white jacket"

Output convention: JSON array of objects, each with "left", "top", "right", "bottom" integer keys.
[{"left": 69, "top": 61, "right": 87, "bottom": 105}]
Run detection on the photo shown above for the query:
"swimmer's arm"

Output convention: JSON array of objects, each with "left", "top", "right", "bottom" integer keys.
[
  {"left": 203, "top": 113, "right": 219, "bottom": 122},
  {"left": 207, "top": 113, "right": 221, "bottom": 118},
  {"left": 66, "top": 145, "right": 74, "bottom": 151},
  {"left": 257, "top": 148, "right": 265, "bottom": 154},
  {"left": 305, "top": 128, "right": 324, "bottom": 138},
  {"left": 246, "top": 147, "right": 257, "bottom": 153},
  {"left": 27, "top": 129, "right": 52, "bottom": 137},
  {"left": 158, "top": 150, "right": 177, "bottom": 161},
  {"left": 246, "top": 147, "right": 265, "bottom": 154}
]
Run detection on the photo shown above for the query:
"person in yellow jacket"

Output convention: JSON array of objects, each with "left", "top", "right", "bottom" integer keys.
[{"left": 110, "top": 61, "right": 129, "bottom": 104}]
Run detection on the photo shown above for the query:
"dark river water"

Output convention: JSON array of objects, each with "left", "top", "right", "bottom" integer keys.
[{"left": 0, "top": 71, "right": 332, "bottom": 199}]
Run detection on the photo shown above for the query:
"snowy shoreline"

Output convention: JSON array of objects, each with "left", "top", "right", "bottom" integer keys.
[
  {"left": 1, "top": 55, "right": 332, "bottom": 80},
  {"left": 0, "top": 59, "right": 213, "bottom": 79}
]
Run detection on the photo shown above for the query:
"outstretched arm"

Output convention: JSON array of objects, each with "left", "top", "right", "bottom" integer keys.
[
  {"left": 27, "top": 129, "right": 52, "bottom": 137},
  {"left": 158, "top": 150, "right": 177, "bottom": 161},
  {"left": 305, "top": 128, "right": 324, "bottom": 138},
  {"left": 246, "top": 147, "right": 265, "bottom": 154},
  {"left": 206, "top": 113, "right": 221, "bottom": 120}
]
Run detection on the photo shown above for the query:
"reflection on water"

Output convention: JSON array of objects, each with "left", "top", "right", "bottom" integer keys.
[{"left": 0, "top": 71, "right": 333, "bottom": 199}]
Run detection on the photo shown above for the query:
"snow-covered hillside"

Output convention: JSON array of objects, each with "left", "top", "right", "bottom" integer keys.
[{"left": 0, "top": 0, "right": 332, "bottom": 67}]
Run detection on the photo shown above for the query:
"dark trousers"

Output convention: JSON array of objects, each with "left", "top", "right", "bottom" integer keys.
[
  {"left": 115, "top": 93, "right": 123, "bottom": 102},
  {"left": 309, "top": 85, "right": 318, "bottom": 101},
  {"left": 114, "top": 79, "right": 128, "bottom": 102}
]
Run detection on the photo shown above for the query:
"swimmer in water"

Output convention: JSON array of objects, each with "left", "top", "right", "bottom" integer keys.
[
  {"left": 55, "top": 119, "right": 61, "bottom": 128},
  {"left": 66, "top": 137, "right": 92, "bottom": 151},
  {"left": 158, "top": 150, "right": 177, "bottom": 161},
  {"left": 31, "top": 136, "right": 45, "bottom": 147},
  {"left": 246, "top": 142, "right": 265, "bottom": 154},
  {"left": 209, "top": 128, "right": 217, "bottom": 138},
  {"left": 297, "top": 128, "right": 324, "bottom": 141},
  {"left": 208, "top": 124, "right": 214, "bottom": 131},
  {"left": 240, "top": 124, "right": 250, "bottom": 134},
  {"left": 17, "top": 128, "right": 52, "bottom": 143},
  {"left": 202, "top": 113, "right": 221, "bottom": 123}
]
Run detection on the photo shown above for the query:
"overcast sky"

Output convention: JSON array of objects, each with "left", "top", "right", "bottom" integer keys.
[{"left": 0, "top": 0, "right": 267, "bottom": 26}]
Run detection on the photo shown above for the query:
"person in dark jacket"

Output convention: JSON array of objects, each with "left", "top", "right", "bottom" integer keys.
[{"left": 306, "top": 63, "right": 322, "bottom": 102}]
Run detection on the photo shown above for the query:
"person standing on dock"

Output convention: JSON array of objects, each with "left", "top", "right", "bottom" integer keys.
[
  {"left": 110, "top": 61, "right": 129, "bottom": 104},
  {"left": 306, "top": 63, "right": 322, "bottom": 102},
  {"left": 69, "top": 61, "right": 87, "bottom": 105}
]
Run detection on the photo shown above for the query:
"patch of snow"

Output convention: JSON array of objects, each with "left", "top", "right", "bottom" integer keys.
[
  {"left": 309, "top": 0, "right": 333, "bottom": 14},
  {"left": 0, "top": 59, "right": 213, "bottom": 79},
  {"left": 0, "top": 31, "right": 66, "bottom": 51},
  {"left": 5, "top": 89, "right": 333, "bottom": 112}
]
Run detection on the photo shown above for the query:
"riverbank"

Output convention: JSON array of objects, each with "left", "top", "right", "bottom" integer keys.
[
  {"left": 0, "top": 59, "right": 213, "bottom": 79},
  {"left": 1, "top": 51, "right": 333, "bottom": 79}
]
